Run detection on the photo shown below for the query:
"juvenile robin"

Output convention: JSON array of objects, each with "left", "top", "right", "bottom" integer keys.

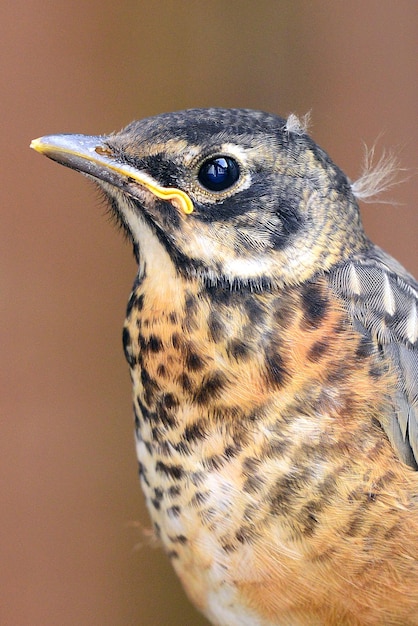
[{"left": 31, "top": 108, "right": 418, "bottom": 626}]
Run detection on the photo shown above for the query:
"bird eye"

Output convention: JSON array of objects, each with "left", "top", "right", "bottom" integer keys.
[{"left": 198, "top": 156, "right": 240, "bottom": 192}]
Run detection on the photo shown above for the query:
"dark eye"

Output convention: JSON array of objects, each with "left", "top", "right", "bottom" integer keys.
[{"left": 198, "top": 156, "right": 240, "bottom": 192}]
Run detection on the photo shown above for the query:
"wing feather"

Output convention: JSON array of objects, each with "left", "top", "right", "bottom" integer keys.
[{"left": 328, "top": 245, "right": 418, "bottom": 468}]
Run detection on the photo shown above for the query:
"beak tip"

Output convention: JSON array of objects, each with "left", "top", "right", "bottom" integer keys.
[{"left": 30, "top": 137, "right": 44, "bottom": 153}]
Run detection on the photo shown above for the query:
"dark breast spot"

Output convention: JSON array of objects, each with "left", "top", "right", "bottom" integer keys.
[
  {"left": 316, "top": 473, "right": 338, "bottom": 500},
  {"left": 138, "top": 333, "right": 146, "bottom": 351},
  {"left": 184, "top": 422, "right": 207, "bottom": 442},
  {"left": 260, "top": 437, "right": 290, "bottom": 458},
  {"left": 156, "top": 394, "right": 179, "bottom": 428},
  {"left": 138, "top": 461, "right": 150, "bottom": 487},
  {"left": 140, "top": 369, "right": 160, "bottom": 405},
  {"left": 383, "top": 522, "right": 400, "bottom": 541},
  {"left": 272, "top": 294, "right": 297, "bottom": 330},
  {"left": 156, "top": 364, "right": 167, "bottom": 378},
  {"left": 242, "top": 456, "right": 261, "bottom": 473},
  {"left": 243, "top": 473, "right": 265, "bottom": 494},
  {"left": 235, "top": 524, "right": 259, "bottom": 544},
  {"left": 264, "top": 344, "right": 289, "bottom": 388},
  {"left": 224, "top": 445, "right": 238, "bottom": 458},
  {"left": 307, "top": 339, "right": 330, "bottom": 362},
  {"left": 168, "top": 550, "right": 179, "bottom": 559},
  {"left": 185, "top": 292, "right": 198, "bottom": 312},
  {"left": 171, "top": 333, "right": 182, "bottom": 350},
  {"left": 308, "top": 546, "right": 337, "bottom": 564},
  {"left": 368, "top": 360, "right": 388, "bottom": 379},
  {"left": 325, "top": 361, "right": 348, "bottom": 385},
  {"left": 178, "top": 372, "right": 194, "bottom": 393},
  {"left": 243, "top": 296, "right": 265, "bottom": 324},
  {"left": 194, "top": 371, "right": 229, "bottom": 405},
  {"left": 122, "top": 327, "right": 137, "bottom": 367},
  {"left": 205, "top": 285, "right": 237, "bottom": 307},
  {"left": 185, "top": 346, "right": 207, "bottom": 372},
  {"left": 344, "top": 504, "right": 368, "bottom": 538},
  {"left": 155, "top": 461, "right": 184, "bottom": 480},
  {"left": 138, "top": 333, "right": 164, "bottom": 353},
  {"left": 148, "top": 334, "right": 163, "bottom": 352},
  {"left": 298, "top": 501, "right": 321, "bottom": 537},
  {"left": 168, "top": 485, "right": 181, "bottom": 498},
  {"left": 122, "top": 326, "right": 131, "bottom": 349},
  {"left": 167, "top": 505, "right": 181, "bottom": 518},
  {"left": 243, "top": 503, "right": 259, "bottom": 522},
  {"left": 183, "top": 292, "right": 200, "bottom": 331},
  {"left": 242, "top": 454, "right": 264, "bottom": 495},
  {"left": 222, "top": 543, "right": 237, "bottom": 553},
  {"left": 269, "top": 469, "right": 311, "bottom": 515},
  {"left": 355, "top": 335, "right": 375, "bottom": 359},
  {"left": 199, "top": 507, "right": 217, "bottom": 524},
  {"left": 226, "top": 338, "right": 251, "bottom": 361},
  {"left": 203, "top": 454, "right": 225, "bottom": 471},
  {"left": 173, "top": 440, "right": 190, "bottom": 455},
  {"left": 190, "top": 471, "right": 205, "bottom": 486},
  {"left": 161, "top": 393, "right": 179, "bottom": 410},
  {"left": 208, "top": 310, "right": 227, "bottom": 343},
  {"left": 126, "top": 291, "right": 144, "bottom": 317},
  {"left": 154, "top": 487, "right": 164, "bottom": 500},
  {"left": 191, "top": 491, "right": 209, "bottom": 506},
  {"left": 136, "top": 396, "right": 156, "bottom": 423},
  {"left": 300, "top": 282, "right": 329, "bottom": 330},
  {"left": 168, "top": 534, "right": 188, "bottom": 544}
]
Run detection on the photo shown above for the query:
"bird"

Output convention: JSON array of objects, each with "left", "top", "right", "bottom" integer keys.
[{"left": 31, "top": 108, "right": 418, "bottom": 626}]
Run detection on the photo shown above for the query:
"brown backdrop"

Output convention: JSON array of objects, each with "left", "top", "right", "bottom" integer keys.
[{"left": 2, "top": 2, "right": 417, "bottom": 625}]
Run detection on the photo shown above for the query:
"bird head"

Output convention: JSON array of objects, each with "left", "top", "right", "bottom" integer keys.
[{"left": 31, "top": 108, "right": 368, "bottom": 290}]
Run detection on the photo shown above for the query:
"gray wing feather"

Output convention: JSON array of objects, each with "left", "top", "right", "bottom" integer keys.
[{"left": 327, "top": 244, "right": 418, "bottom": 468}]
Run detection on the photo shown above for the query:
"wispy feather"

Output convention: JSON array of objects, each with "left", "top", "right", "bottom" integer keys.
[
  {"left": 284, "top": 112, "right": 311, "bottom": 136},
  {"left": 351, "top": 143, "right": 405, "bottom": 203}
]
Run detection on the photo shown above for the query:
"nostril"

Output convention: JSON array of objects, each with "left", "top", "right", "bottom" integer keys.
[{"left": 95, "top": 145, "right": 113, "bottom": 157}]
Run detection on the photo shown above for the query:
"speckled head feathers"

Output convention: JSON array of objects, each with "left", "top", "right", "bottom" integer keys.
[{"left": 69, "top": 108, "right": 370, "bottom": 288}]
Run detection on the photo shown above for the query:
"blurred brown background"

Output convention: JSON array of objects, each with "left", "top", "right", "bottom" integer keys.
[{"left": 1, "top": 2, "right": 417, "bottom": 625}]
